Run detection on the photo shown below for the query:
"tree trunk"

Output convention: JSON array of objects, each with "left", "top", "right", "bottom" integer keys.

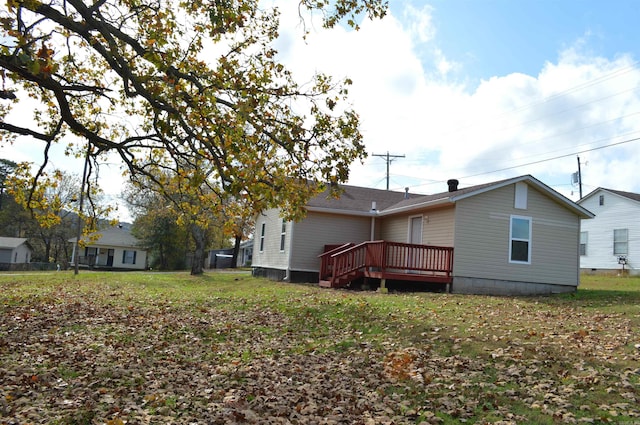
[
  {"left": 190, "top": 223, "right": 206, "bottom": 275},
  {"left": 159, "top": 244, "right": 167, "bottom": 270},
  {"left": 231, "top": 234, "right": 241, "bottom": 269},
  {"left": 40, "top": 230, "right": 52, "bottom": 263}
]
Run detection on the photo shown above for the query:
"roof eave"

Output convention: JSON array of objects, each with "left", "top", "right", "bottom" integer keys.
[
  {"left": 580, "top": 187, "right": 640, "bottom": 206},
  {"left": 378, "top": 197, "right": 453, "bottom": 216},
  {"left": 451, "top": 175, "right": 595, "bottom": 219},
  {"left": 305, "top": 206, "right": 377, "bottom": 217}
]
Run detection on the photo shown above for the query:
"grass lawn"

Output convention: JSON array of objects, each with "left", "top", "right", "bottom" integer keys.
[{"left": 0, "top": 271, "right": 638, "bottom": 424}]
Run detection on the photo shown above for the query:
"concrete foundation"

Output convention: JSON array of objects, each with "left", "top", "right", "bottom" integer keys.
[{"left": 452, "top": 276, "right": 577, "bottom": 296}]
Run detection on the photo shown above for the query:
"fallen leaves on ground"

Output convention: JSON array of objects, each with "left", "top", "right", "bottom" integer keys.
[{"left": 0, "top": 276, "right": 638, "bottom": 424}]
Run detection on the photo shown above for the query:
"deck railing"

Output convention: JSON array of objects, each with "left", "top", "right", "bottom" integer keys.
[{"left": 320, "top": 241, "right": 453, "bottom": 287}]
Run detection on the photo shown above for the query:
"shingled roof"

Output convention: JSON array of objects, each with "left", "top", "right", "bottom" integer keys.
[
  {"left": 601, "top": 188, "right": 640, "bottom": 203},
  {"left": 305, "top": 175, "right": 594, "bottom": 219},
  {"left": 0, "top": 237, "right": 29, "bottom": 249},
  {"left": 69, "top": 225, "right": 140, "bottom": 247},
  {"left": 305, "top": 184, "right": 419, "bottom": 215}
]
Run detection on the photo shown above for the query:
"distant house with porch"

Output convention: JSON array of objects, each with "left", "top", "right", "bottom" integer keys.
[
  {"left": 70, "top": 225, "right": 148, "bottom": 270},
  {"left": 0, "top": 237, "right": 32, "bottom": 265},
  {"left": 252, "top": 175, "right": 594, "bottom": 295},
  {"left": 578, "top": 188, "right": 640, "bottom": 276}
]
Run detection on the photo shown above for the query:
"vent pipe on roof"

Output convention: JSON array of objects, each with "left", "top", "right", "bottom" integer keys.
[
  {"left": 447, "top": 179, "right": 459, "bottom": 192},
  {"left": 404, "top": 187, "right": 409, "bottom": 199},
  {"left": 370, "top": 201, "right": 377, "bottom": 212}
]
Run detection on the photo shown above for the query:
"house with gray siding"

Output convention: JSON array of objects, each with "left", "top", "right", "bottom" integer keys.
[
  {"left": 252, "top": 175, "right": 594, "bottom": 295},
  {"left": 578, "top": 188, "right": 640, "bottom": 276},
  {"left": 69, "top": 225, "right": 148, "bottom": 270},
  {"left": 0, "top": 237, "right": 32, "bottom": 264}
]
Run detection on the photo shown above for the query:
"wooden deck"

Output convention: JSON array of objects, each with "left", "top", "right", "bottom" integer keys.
[{"left": 318, "top": 241, "right": 454, "bottom": 290}]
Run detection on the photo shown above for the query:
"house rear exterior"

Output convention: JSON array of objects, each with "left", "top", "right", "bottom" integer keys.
[
  {"left": 578, "top": 188, "right": 640, "bottom": 276},
  {"left": 252, "top": 175, "right": 594, "bottom": 295}
]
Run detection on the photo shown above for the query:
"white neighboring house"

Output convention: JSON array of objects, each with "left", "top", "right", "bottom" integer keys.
[
  {"left": 237, "top": 239, "right": 253, "bottom": 267},
  {"left": 578, "top": 188, "right": 640, "bottom": 275},
  {"left": 0, "top": 237, "right": 32, "bottom": 264},
  {"left": 70, "top": 225, "right": 148, "bottom": 270}
]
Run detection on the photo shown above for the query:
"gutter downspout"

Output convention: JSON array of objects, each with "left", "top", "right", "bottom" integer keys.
[
  {"left": 370, "top": 201, "right": 377, "bottom": 240},
  {"left": 285, "top": 220, "right": 294, "bottom": 281}
]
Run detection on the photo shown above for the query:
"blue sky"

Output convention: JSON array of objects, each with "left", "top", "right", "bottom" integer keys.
[{"left": 414, "top": 0, "right": 640, "bottom": 83}]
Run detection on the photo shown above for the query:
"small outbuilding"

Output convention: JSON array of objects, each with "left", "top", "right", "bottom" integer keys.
[{"left": 0, "top": 237, "right": 32, "bottom": 264}]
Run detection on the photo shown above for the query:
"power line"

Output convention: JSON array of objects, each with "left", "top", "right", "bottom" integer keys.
[
  {"left": 460, "top": 136, "right": 640, "bottom": 180},
  {"left": 398, "top": 136, "right": 640, "bottom": 191}
]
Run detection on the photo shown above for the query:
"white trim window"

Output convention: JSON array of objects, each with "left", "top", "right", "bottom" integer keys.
[
  {"left": 259, "top": 223, "right": 266, "bottom": 252},
  {"left": 613, "top": 229, "right": 628, "bottom": 255},
  {"left": 579, "top": 231, "right": 588, "bottom": 256},
  {"left": 122, "top": 250, "right": 137, "bottom": 264},
  {"left": 509, "top": 215, "right": 532, "bottom": 264},
  {"left": 514, "top": 182, "right": 528, "bottom": 209},
  {"left": 280, "top": 221, "right": 287, "bottom": 251}
]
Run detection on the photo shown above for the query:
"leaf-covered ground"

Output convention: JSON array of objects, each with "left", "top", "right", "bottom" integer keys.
[{"left": 0, "top": 272, "right": 639, "bottom": 424}]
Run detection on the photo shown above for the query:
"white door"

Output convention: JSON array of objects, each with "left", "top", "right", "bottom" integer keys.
[
  {"left": 408, "top": 216, "right": 423, "bottom": 270},
  {"left": 410, "top": 216, "right": 423, "bottom": 244}
]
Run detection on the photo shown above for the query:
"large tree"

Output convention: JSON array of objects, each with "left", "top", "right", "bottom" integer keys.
[
  {"left": 127, "top": 195, "right": 189, "bottom": 271},
  {"left": 0, "top": 158, "right": 32, "bottom": 238},
  {"left": 0, "top": 158, "right": 17, "bottom": 211},
  {"left": 124, "top": 174, "right": 228, "bottom": 272},
  {"left": 0, "top": 0, "right": 387, "bottom": 274},
  {"left": 6, "top": 166, "right": 110, "bottom": 264}
]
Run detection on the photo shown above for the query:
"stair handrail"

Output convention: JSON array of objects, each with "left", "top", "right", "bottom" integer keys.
[
  {"left": 330, "top": 241, "right": 385, "bottom": 284},
  {"left": 318, "top": 243, "right": 354, "bottom": 280}
]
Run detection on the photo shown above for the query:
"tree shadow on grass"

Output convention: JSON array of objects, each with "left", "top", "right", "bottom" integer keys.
[{"left": 530, "top": 288, "right": 640, "bottom": 309}]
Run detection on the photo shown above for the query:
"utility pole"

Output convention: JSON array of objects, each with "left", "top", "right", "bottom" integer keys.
[
  {"left": 576, "top": 156, "right": 583, "bottom": 199},
  {"left": 372, "top": 151, "right": 405, "bottom": 190}
]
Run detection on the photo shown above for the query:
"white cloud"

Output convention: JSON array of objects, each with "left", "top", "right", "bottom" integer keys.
[
  {"left": 402, "top": 4, "right": 436, "bottom": 44},
  {"left": 273, "top": 3, "right": 640, "bottom": 200}
]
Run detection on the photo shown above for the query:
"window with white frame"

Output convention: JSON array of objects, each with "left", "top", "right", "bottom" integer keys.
[
  {"left": 579, "top": 232, "right": 588, "bottom": 256},
  {"left": 259, "top": 223, "right": 266, "bottom": 252},
  {"left": 280, "top": 221, "right": 286, "bottom": 251},
  {"left": 122, "top": 250, "right": 136, "bottom": 264},
  {"left": 509, "top": 216, "right": 532, "bottom": 263},
  {"left": 514, "top": 182, "right": 528, "bottom": 209},
  {"left": 613, "top": 229, "right": 628, "bottom": 255}
]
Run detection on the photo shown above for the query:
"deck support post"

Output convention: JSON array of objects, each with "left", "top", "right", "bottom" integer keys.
[{"left": 379, "top": 278, "right": 388, "bottom": 294}]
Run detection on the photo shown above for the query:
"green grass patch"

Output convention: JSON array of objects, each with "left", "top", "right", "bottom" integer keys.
[{"left": 1, "top": 271, "right": 639, "bottom": 424}]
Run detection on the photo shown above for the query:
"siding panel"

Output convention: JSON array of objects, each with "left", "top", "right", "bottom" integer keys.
[
  {"left": 252, "top": 209, "right": 291, "bottom": 270},
  {"left": 380, "top": 206, "right": 455, "bottom": 246},
  {"left": 290, "top": 212, "right": 372, "bottom": 271},
  {"left": 454, "top": 184, "right": 580, "bottom": 286}
]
